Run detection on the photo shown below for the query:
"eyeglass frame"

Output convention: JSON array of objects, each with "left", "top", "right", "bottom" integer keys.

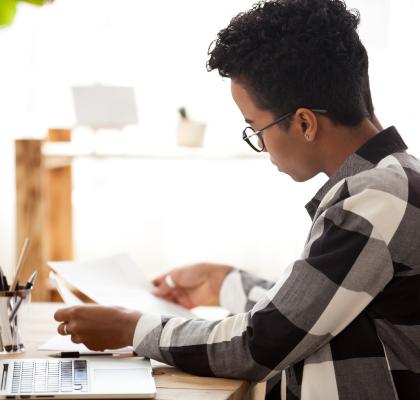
[{"left": 242, "top": 108, "right": 328, "bottom": 152}]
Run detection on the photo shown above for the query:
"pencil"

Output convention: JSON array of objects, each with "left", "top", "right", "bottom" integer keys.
[{"left": 10, "top": 238, "right": 30, "bottom": 291}]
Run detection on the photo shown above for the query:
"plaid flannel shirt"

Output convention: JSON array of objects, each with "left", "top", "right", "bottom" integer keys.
[{"left": 134, "top": 126, "right": 420, "bottom": 400}]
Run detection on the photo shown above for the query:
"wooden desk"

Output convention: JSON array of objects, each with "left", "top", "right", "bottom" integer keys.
[{"left": 1, "top": 303, "right": 264, "bottom": 400}]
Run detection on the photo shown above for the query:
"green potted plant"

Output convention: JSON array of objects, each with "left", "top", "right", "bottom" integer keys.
[
  {"left": 176, "top": 107, "right": 206, "bottom": 148},
  {"left": 0, "top": 0, "right": 53, "bottom": 27}
]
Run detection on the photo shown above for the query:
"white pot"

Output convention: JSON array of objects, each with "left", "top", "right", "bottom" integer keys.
[{"left": 176, "top": 120, "right": 206, "bottom": 148}]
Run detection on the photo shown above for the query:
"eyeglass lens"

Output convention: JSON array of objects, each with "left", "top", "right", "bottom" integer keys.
[{"left": 244, "top": 127, "right": 264, "bottom": 151}]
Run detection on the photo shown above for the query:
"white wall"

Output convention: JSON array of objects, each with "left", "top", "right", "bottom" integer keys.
[{"left": 1, "top": 0, "right": 419, "bottom": 280}]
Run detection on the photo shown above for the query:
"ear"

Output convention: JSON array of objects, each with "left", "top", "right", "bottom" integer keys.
[{"left": 295, "top": 108, "right": 318, "bottom": 142}]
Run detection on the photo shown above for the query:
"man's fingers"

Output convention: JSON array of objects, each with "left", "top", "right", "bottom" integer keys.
[
  {"left": 71, "top": 335, "right": 83, "bottom": 344},
  {"left": 57, "top": 319, "right": 78, "bottom": 336},
  {"left": 85, "top": 342, "right": 106, "bottom": 352},
  {"left": 54, "top": 305, "right": 134, "bottom": 351},
  {"left": 152, "top": 274, "right": 166, "bottom": 287},
  {"left": 154, "top": 285, "right": 193, "bottom": 307},
  {"left": 171, "top": 288, "right": 195, "bottom": 309},
  {"left": 176, "top": 293, "right": 195, "bottom": 309},
  {"left": 153, "top": 268, "right": 184, "bottom": 288},
  {"left": 152, "top": 276, "right": 174, "bottom": 297},
  {"left": 153, "top": 291, "right": 177, "bottom": 304},
  {"left": 57, "top": 323, "right": 65, "bottom": 335},
  {"left": 57, "top": 322, "right": 69, "bottom": 336},
  {"left": 152, "top": 286, "right": 172, "bottom": 297},
  {"left": 54, "top": 306, "right": 75, "bottom": 322}
]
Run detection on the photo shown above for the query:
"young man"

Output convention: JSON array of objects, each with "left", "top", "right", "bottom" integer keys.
[{"left": 55, "top": 1, "right": 420, "bottom": 398}]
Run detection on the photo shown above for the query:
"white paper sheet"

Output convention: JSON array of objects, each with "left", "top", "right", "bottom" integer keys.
[
  {"left": 48, "top": 254, "right": 194, "bottom": 318},
  {"left": 49, "top": 271, "right": 84, "bottom": 305},
  {"left": 39, "top": 334, "right": 92, "bottom": 352},
  {"left": 38, "top": 334, "right": 132, "bottom": 354}
]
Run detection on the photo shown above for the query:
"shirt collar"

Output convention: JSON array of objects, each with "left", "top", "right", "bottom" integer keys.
[{"left": 305, "top": 126, "right": 408, "bottom": 219}]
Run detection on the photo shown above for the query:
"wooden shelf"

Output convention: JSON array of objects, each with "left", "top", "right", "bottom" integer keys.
[{"left": 42, "top": 142, "right": 266, "bottom": 161}]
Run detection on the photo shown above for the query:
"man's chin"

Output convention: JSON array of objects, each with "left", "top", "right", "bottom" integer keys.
[
  {"left": 290, "top": 172, "right": 314, "bottom": 183},
  {"left": 272, "top": 161, "right": 315, "bottom": 182},
  {"left": 275, "top": 166, "right": 307, "bottom": 182},
  {"left": 271, "top": 162, "right": 284, "bottom": 174},
  {"left": 270, "top": 159, "right": 281, "bottom": 171},
  {"left": 271, "top": 161, "right": 308, "bottom": 182},
  {"left": 273, "top": 163, "right": 285, "bottom": 174}
]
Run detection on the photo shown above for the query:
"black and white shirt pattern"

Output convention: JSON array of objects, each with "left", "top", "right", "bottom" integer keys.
[{"left": 134, "top": 126, "right": 420, "bottom": 400}]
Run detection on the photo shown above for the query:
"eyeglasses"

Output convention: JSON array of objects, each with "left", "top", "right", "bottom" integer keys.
[{"left": 242, "top": 108, "right": 328, "bottom": 152}]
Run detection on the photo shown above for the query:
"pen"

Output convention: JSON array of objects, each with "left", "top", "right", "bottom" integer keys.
[
  {"left": 9, "top": 271, "right": 38, "bottom": 323},
  {"left": 49, "top": 351, "right": 133, "bottom": 358},
  {"left": 2, "top": 276, "right": 9, "bottom": 292},
  {"left": 0, "top": 266, "right": 5, "bottom": 291}
]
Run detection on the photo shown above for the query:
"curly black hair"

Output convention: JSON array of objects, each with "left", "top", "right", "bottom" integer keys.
[{"left": 207, "top": 0, "right": 373, "bottom": 126}]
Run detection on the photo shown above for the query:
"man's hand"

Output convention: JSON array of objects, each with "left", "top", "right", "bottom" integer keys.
[
  {"left": 152, "top": 263, "right": 233, "bottom": 309},
  {"left": 54, "top": 305, "right": 141, "bottom": 351}
]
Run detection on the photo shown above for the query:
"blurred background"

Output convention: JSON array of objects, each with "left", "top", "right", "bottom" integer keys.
[{"left": 0, "top": 0, "right": 419, "bottom": 300}]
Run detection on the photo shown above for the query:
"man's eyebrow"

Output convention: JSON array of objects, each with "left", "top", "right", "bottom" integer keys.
[{"left": 245, "top": 118, "right": 254, "bottom": 124}]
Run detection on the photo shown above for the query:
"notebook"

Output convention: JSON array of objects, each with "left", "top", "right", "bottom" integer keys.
[{"left": 0, "top": 357, "right": 156, "bottom": 399}]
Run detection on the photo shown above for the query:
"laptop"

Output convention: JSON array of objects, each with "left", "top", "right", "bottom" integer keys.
[{"left": 0, "top": 357, "right": 156, "bottom": 399}]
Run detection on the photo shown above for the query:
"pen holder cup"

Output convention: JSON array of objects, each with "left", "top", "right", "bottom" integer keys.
[{"left": 0, "top": 287, "right": 32, "bottom": 354}]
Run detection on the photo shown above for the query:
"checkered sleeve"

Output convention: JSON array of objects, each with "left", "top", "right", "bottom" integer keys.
[
  {"left": 219, "top": 269, "right": 275, "bottom": 314},
  {"left": 134, "top": 178, "right": 398, "bottom": 380}
]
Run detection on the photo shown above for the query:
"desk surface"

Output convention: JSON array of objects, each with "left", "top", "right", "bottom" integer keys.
[{"left": 1, "top": 303, "right": 256, "bottom": 400}]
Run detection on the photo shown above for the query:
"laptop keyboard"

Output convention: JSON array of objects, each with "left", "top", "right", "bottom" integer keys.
[{"left": 11, "top": 360, "right": 88, "bottom": 394}]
